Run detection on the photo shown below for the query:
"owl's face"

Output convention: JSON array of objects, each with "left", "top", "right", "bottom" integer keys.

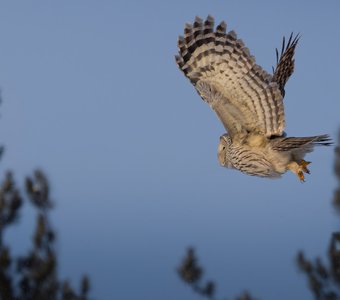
[{"left": 217, "top": 134, "right": 234, "bottom": 168}]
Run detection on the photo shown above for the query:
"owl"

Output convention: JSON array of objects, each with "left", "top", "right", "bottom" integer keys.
[{"left": 175, "top": 16, "right": 331, "bottom": 181}]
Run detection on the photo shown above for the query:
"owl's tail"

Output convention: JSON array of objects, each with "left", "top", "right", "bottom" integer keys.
[{"left": 271, "top": 134, "right": 332, "bottom": 152}]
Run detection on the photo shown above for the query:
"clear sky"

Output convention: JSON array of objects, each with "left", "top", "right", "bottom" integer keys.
[{"left": 0, "top": 1, "right": 339, "bottom": 299}]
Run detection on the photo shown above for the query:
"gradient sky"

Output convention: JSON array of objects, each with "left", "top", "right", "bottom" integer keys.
[{"left": 0, "top": 1, "right": 339, "bottom": 299}]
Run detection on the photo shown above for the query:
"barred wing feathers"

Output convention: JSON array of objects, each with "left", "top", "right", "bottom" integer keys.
[
  {"left": 272, "top": 33, "right": 300, "bottom": 97},
  {"left": 271, "top": 135, "right": 332, "bottom": 152},
  {"left": 175, "top": 16, "right": 285, "bottom": 138}
]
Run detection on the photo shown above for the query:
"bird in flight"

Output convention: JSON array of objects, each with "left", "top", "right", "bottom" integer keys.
[{"left": 175, "top": 16, "right": 331, "bottom": 181}]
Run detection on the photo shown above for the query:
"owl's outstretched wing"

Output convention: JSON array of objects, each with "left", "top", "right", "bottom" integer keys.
[
  {"left": 272, "top": 33, "right": 300, "bottom": 97},
  {"left": 175, "top": 16, "right": 285, "bottom": 138}
]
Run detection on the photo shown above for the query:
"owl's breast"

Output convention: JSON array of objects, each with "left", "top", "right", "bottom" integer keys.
[{"left": 230, "top": 145, "right": 284, "bottom": 178}]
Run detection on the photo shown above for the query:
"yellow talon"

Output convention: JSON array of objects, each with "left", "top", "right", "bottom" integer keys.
[
  {"left": 297, "top": 170, "right": 305, "bottom": 182},
  {"left": 288, "top": 160, "right": 312, "bottom": 182},
  {"left": 300, "top": 160, "right": 311, "bottom": 174}
]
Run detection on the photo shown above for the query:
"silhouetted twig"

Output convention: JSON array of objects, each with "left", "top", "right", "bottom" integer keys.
[
  {"left": 0, "top": 170, "right": 91, "bottom": 300},
  {"left": 333, "top": 131, "right": 340, "bottom": 211},
  {"left": 297, "top": 131, "right": 340, "bottom": 300},
  {"left": 178, "top": 247, "right": 255, "bottom": 300},
  {"left": 297, "top": 233, "right": 340, "bottom": 300}
]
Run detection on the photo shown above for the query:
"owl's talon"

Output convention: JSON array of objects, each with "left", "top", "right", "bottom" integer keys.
[
  {"left": 298, "top": 171, "right": 305, "bottom": 182},
  {"left": 288, "top": 161, "right": 311, "bottom": 182},
  {"left": 300, "top": 160, "right": 311, "bottom": 174}
]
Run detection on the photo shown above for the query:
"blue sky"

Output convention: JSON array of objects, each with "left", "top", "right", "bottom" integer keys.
[{"left": 0, "top": 1, "right": 339, "bottom": 299}]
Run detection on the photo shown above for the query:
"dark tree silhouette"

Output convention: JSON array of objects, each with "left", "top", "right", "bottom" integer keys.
[
  {"left": 296, "top": 132, "right": 340, "bottom": 300},
  {"left": 178, "top": 247, "right": 255, "bottom": 300},
  {"left": 178, "top": 133, "right": 340, "bottom": 300},
  {"left": 0, "top": 170, "right": 90, "bottom": 300},
  {"left": 333, "top": 131, "right": 340, "bottom": 210},
  {"left": 0, "top": 87, "right": 339, "bottom": 299}
]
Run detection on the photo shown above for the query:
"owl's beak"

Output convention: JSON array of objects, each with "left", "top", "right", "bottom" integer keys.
[{"left": 218, "top": 152, "right": 226, "bottom": 166}]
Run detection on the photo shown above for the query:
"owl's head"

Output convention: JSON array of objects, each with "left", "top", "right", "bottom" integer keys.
[{"left": 217, "top": 134, "right": 233, "bottom": 168}]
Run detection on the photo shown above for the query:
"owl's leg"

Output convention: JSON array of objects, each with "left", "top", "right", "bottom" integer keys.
[
  {"left": 300, "top": 159, "right": 311, "bottom": 174},
  {"left": 287, "top": 160, "right": 311, "bottom": 182}
]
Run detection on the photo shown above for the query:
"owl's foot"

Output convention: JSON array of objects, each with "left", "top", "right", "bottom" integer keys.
[
  {"left": 288, "top": 160, "right": 311, "bottom": 182},
  {"left": 300, "top": 160, "right": 311, "bottom": 174}
]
